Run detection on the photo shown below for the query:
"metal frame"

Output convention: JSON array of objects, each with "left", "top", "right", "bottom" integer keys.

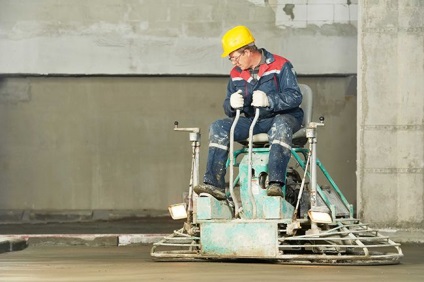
[{"left": 152, "top": 112, "right": 403, "bottom": 265}]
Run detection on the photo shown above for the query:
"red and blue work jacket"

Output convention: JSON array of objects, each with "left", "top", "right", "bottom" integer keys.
[{"left": 223, "top": 48, "right": 303, "bottom": 121}]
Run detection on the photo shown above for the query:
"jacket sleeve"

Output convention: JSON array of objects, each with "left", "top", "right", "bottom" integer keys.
[
  {"left": 267, "top": 62, "right": 302, "bottom": 113},
  {"left": 223, "top": 80, "right": 237, "bottom": 117}
]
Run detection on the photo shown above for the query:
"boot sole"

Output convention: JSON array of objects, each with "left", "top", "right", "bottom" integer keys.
[
  {"left": 267, "top": 187, "right": 284, "bottom": 197},
  {"left": 194, "top": 185, "right": 226, "bottom": 200}
]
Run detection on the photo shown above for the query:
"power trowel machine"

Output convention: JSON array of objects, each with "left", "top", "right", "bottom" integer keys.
[{"left": 151, "top": 84, "right": 403, "bottom": 265}]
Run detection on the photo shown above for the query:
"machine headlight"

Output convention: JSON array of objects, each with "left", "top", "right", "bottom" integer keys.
[
  {"left": 168, "top": 203, "right": 187, "bottom": 220},
  {"left": 308, "top": 206, "right": 332, "bottom": 224}
]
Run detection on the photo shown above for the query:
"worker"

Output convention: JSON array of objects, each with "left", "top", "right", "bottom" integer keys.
[{"left": 194, "top": 25, "right": 303, "bottom": 200}]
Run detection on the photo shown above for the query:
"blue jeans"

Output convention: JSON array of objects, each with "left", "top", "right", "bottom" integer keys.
[{"left": 203, "top": 114, "right": 302, "bottom": 189}]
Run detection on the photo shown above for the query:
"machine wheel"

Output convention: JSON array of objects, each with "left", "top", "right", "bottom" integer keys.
[
  {"left": 285, "top": 167, "right": 302, "bottom": 205},
  {"left": 285, "top": 167, "right": 310, "bottom": 217},
  {"left": 258, "top": 172, "right": 268, "bottom": 190}
]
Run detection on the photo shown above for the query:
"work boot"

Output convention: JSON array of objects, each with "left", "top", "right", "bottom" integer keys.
[
  {"left": 267, "top": 183, "right": 284, "bottom": 197},
  {"left": 193, "top": 184, "right": 226, "bottom": 200}
]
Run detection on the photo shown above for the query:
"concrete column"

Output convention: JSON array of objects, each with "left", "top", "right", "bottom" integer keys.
[{"left": 358, "top": 0, "right": 424, "bottom": 230}]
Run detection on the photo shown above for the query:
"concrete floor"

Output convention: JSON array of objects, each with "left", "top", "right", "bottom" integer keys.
[
  {"left": 0, "top": 217, "right": 423, "bottom": 281},
  {"left": 0, "top": 243, "right": 423, "bottom": 282}
]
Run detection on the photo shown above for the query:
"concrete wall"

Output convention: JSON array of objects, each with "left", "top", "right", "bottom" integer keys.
[
  {"left": 0, "top": 76, "right": 357, "bottom": 214},
  {"left": 0, "top": 0, "right": 360, "bottom": 219},
  {"left": 358, "top": 0, "right": 424, "bottom": 229},
  {"left": 0, "top": 0, "right": 358, "bottom": 75}
]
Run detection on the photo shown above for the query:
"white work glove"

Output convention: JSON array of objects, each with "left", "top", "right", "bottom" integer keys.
[
  {"left": 251, "top": 90, "right": 270, "bottom": 107},
  {"left": 230, "top": 90, "right": 244, "bottom": 109}
]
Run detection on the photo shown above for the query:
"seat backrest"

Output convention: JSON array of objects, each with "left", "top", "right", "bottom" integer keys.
[
  {"left": 290, "top": 84, "right": 313, "bottom": 146},
  {"left": 298, "top": 84, "right": 313, "bottom": 128}
]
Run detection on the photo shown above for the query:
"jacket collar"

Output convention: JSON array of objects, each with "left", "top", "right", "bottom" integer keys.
[{"left": 235, "top": 48, "right": 275, "bottom": 82}]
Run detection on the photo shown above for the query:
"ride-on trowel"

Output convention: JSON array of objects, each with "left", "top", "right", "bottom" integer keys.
[{"left": 151, "top": 84, "right": 403, "bottom": 265}]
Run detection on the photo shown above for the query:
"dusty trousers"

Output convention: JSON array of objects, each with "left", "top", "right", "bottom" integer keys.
[{"left": 203, "top": 113, "right": 302, "bottom": 189}]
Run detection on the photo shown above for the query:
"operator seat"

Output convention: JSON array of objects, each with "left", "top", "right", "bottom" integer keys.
[{"left": 243, "top": 83, "right": 313, "bottom": 148}]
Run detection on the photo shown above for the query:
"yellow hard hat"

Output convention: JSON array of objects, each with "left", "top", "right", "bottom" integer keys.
[{"left": 221, "top": 26, "right": 255, "bottom": 58}]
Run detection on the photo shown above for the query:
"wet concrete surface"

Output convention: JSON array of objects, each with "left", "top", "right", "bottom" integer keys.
[
  {"left": 0, "top": 217, "right": 423, "bottom": 281},
  {"left": 0, "top": 243, "right": 423, "bottom": 282}
]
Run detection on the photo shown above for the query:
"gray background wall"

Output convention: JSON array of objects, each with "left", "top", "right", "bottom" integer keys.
[
  {"left": 0, "top": 0, "right": 357, "bottom": 75},
  {"left": 0, "top": 0, "right": 422, "bottom": 240},
  {"left": 0, "top": 76, "right": 356, "bottom": 212}
]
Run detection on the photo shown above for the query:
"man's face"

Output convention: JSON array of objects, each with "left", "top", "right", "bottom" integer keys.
[{"left": 228, "top": 49, "right": 249, "bottom": 70}]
